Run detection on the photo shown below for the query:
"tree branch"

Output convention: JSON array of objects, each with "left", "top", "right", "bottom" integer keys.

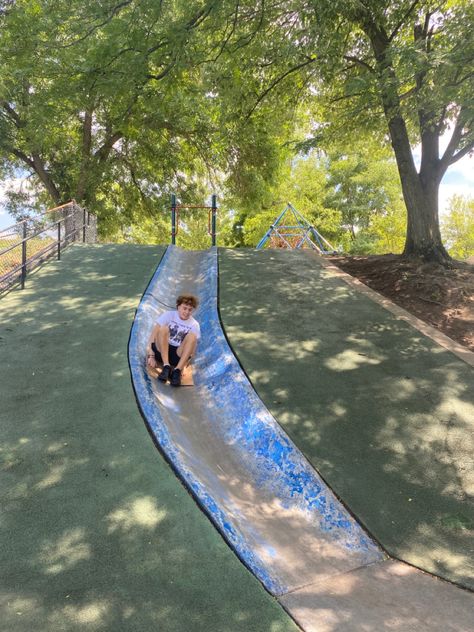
[
  {"left": 54, "top": 1, "right": 134, "bottom": 49},
  {"left": 94, "top": 131, "right": 123, "bottom": 163},
  {"left": 6, "top": 146, "right": 35, "bottom": 170},
  {"left": 449, "top": 138, "right": 474, "bottom": 165},
  {"left": 1, "top": 101, "right": 23, "bottom": 128},
  {"left": 440, "top": 112, "right": 465, "bottom": 165},
  {"left": 343, "top": 55, "right": 374, "bottom": 73},
  {"left": 245, "top": 56, "right": 316, "bottom": 120},
  {"left": 388, "top": 0, "right": 421, "bottom": 42}
]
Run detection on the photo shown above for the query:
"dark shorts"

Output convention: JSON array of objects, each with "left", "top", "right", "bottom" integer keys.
[{"left": 151, "top": 342, "right": 180, "bottom": 368}]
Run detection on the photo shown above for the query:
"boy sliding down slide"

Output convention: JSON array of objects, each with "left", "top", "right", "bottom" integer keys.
[{"left": 146, "top": 294, "right": 200, "bottom": 387}]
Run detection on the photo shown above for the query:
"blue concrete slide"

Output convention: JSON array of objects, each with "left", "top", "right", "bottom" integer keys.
[{"left": 128, "top": 246, "right": 383, "bottom": 597}]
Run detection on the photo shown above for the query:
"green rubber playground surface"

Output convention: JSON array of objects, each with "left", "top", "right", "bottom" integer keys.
[
  {"left": 219, "top": 247, "right": 474, "bottom": 591},
  {"left": 0, "top": 245, "right": 299, "bottom": 632}
]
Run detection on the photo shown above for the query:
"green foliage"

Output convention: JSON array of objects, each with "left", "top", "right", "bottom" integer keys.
[
  {"left": 366, "top": 206, "right": 407, "bottom": 254},
  {"left": 1, "top": 0, "right": 471, "bottom": 257},
  {"left": 441, "top": 195, "right": 474, "bottom": 260},
  {"left": 210, "top": 0, "right": 474, "bottom": 260},
  {"left": 239, "top": 135, "right": 406, "bottom": 253}
]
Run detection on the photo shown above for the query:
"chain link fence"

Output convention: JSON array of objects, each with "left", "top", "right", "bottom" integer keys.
[{"left": 0, "top": 201, "right": 97, "bottom": 296}]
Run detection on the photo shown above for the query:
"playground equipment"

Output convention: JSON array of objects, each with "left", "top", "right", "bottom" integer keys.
[
  {"left": 256, "top": 202, "right": 337, "bottom": 253},
  {"left": 129, "top": 246, "right": 382, "bottom": 596},
  {"left": 171, "top": 193, "right": 217, "bottom": 246}
]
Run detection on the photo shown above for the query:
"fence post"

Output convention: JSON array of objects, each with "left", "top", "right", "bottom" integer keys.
[
  {"left": 57, "top": 221, "right": 61, "bottom": 260},
  {"left": 211, "top": 194, "right": 217, "bottom": 247},
  {"left": 171, "top": 194, "right": 176, "bottom": 245},
  {"left": 21, "top": 222, "right": 27, "bottom": 289},
  {"left": 83, "top": 208, "right": 86, "bottom": 242}
]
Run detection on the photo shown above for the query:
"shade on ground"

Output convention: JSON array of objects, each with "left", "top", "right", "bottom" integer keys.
[
  {"left": 218, "top": 248, "right": 474, "bottom": 591},
  {"left": 0, "top": 245, "right": 300, "bottom": 632}
]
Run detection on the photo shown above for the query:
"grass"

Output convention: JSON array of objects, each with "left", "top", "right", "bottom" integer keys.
[{"left": 0, "top": 236, "right": 56, "bottom": 277}]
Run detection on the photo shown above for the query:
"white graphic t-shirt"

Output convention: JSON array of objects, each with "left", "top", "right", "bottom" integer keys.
[{"left": 157, "top": 310, "right": 201, "bottom": 347}]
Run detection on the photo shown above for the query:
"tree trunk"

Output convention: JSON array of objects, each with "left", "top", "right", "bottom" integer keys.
[
  {"left": 30, "top": 152, "right": 62, "bottom": 204},
  {"left": 386, "top": 116, "right": 449, "bottom": 263},
  {"left": 401, "top": 170, "right": 450, "bottom": 262},
  {"left": 364, "top": 21, "right": 451, "bottom": 264},
  {"left": 75, "top": 109, "right": 93, "bottom": 204}
]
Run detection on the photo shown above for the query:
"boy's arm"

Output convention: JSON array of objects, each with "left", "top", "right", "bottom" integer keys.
[
  {"left": 146, "top": 325, "right": 160, "bottom": 366},
  {"left": 146, "top": 326, "right": 155, "bottom": 354}
]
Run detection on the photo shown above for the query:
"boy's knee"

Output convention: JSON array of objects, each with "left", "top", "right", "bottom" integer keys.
[{"left": 184, "top": 332, "right": 197, "bottom": 346}]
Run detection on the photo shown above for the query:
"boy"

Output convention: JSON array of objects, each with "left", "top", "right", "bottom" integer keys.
[{"left": 146, "top": 294, "right": 200, "bottom": 387}]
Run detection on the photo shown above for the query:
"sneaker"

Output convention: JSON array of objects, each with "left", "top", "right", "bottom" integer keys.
[
  {"left": 170, "top": 368, "right": 182, "bottom": 387},
  {"left": 158, "top": 365, "right": 171, "bottom": 382}
]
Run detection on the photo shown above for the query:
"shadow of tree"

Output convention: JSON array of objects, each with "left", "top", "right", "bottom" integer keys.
[
  {"left": 219, "top": 248, "right": 474, "bottom": 591},
  {"left": 0, "top": 245, "right": 299, "bottom": 632}
]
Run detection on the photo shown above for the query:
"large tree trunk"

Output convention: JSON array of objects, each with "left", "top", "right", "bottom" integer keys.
[
  {"left": 364, "top": 21, "right": 451, "bottom": 264},
  {"left": 31, "top": 153, "right": 62, "bottom": 205},
  {"left": 386, "top": 116, "right": 450, "bottom": 263},
  {"left": 401, "top": 168, "right": 450, "bottom": 262}
]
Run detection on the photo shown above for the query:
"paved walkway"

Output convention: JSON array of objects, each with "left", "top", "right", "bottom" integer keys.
[{"left": 0, "top": 245, "right": 299, "bottom": 632}]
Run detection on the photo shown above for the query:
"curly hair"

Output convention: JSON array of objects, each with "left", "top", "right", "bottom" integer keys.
[{"left": 176, "top": 294, "right": 199, "bottom": 309}]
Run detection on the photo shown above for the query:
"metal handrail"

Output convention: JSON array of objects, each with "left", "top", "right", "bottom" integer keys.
[
  {"left": 0, "top": 202, "right": 95, "bottom": 295},
  {"left": 0, "top": 200, "right": 75, "bottom": 236},
  {"left": 0, "top": 212, "right": 74, "bottom": 256}
]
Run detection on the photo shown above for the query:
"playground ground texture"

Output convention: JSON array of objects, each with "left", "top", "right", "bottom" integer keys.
[{"left": 0, "top": 243, "right": 473, "bottom": 631}]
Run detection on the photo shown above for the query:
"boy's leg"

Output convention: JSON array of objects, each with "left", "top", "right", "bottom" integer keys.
[
  {"left": 155, "top": 325, "right": 171, "bottom": 366},
  {"left": 175, "top": 333, "right": 197, "bottom": 371}
]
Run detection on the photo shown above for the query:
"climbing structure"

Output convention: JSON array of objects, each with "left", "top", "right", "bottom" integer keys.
[{"left": 256, "top": 203, "right": 337, "bottom": 253}]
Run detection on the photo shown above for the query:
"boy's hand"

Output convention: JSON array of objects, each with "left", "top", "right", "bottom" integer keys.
[{"left": 147, "top": 354, "right": 157, "bottom": 368}]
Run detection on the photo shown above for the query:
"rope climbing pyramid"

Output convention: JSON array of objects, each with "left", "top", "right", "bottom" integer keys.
[{"left": 256, "top": 203, "right": 337, "bottom": 253}]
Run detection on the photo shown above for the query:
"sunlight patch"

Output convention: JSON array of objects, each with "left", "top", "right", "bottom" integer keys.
[
  {"left": 39, "top": 528, "right": 91, "bottom": 574},
  {"left": 325, "top": 349, "right": 381, "bottom": 371},
  {"left": 107, "top": 496, "right": 166, "bottom": 534},
  {"left": 60, "top": 600, "right": 111, "bottom": 626},
  {"left": 35, "top": 463, "right": 68, "bottom": 490}
]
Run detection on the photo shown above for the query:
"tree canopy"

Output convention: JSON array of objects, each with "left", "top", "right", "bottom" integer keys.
[
  {"left": 0, "top": 1, "right": 472, "bottom": 258},
  {"left": 216, "top": 0, "right": 473, "bottom": 260}
]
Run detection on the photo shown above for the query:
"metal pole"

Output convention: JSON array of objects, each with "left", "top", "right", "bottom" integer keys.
[
  {"left": 211, "top": 194, "right": 217, "bottom": 247},
  {"left": 21, "top": 222, "right": 27, "bottom": 289},
  {"left": 171, "top": 194, "right": 176, "bottom": 245},
  {"left": 83, "top": 208, "right": 86, "bottom": 242},
  {"left": 57, "top": 221, "right": 61, "bottom": 260}
]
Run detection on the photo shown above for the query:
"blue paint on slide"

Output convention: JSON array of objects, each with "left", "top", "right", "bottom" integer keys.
[{"left": 129, "top": 246, "right": 383, "bottom": 596}]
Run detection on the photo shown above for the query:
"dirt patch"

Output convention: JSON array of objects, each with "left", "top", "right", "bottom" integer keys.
[{"left": 330, "top": 254, "right": 474, "bottom": 352}]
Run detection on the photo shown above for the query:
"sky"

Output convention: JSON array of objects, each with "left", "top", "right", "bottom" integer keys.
[{"left": 0, "top": 146, "right": 473, "bottom": 233}]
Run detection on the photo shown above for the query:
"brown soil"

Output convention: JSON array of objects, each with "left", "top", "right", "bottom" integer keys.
[{"left": 330, "top": 254, "right": 474, "bottom": 352}]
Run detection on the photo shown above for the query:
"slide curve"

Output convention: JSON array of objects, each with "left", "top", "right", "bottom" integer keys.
[{"left": 129, "top": 246, "right": 383, "bottom": 597}]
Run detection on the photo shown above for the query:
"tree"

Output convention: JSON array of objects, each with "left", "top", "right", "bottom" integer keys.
[
  {"left": 212, "top": 0, "right": 474, "bottom": 262},
  {"left": 441, "top": 195, "right": 474, "bottom": 259},
  {"left": 0, "top": 1, "right": 228, "bottom": 237},
  {"left": 324, "top": 140, "right": 405, "bottom": 241}
]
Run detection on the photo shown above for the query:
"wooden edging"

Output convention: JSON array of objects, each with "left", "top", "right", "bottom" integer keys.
[{"left": 314, "top": 254, "right": 474, "bottom": 369}]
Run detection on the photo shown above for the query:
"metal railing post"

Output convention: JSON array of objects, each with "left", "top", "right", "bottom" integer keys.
[
  {"left": 83, "top": 208, "right": 86, "bottom": 242},
  {"left": 21, "top": 222, "right": 27, "bottom": 289},
  {"left": 57, "top": 221, "right": 61, "bottom": 260},
  {"left": 211, "top": 194, "right": 217, "bottom": 247},
  {"left": 171, "top": 194, "right": 176, "bottom": 245}
]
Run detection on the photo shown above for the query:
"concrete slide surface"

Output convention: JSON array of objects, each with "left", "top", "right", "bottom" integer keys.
[
  {"left": 129, "top": 246, "right": 382, "bottom": 596},
  {"left": 130, "top": 246, "right": 474, "bottom": 631}
]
